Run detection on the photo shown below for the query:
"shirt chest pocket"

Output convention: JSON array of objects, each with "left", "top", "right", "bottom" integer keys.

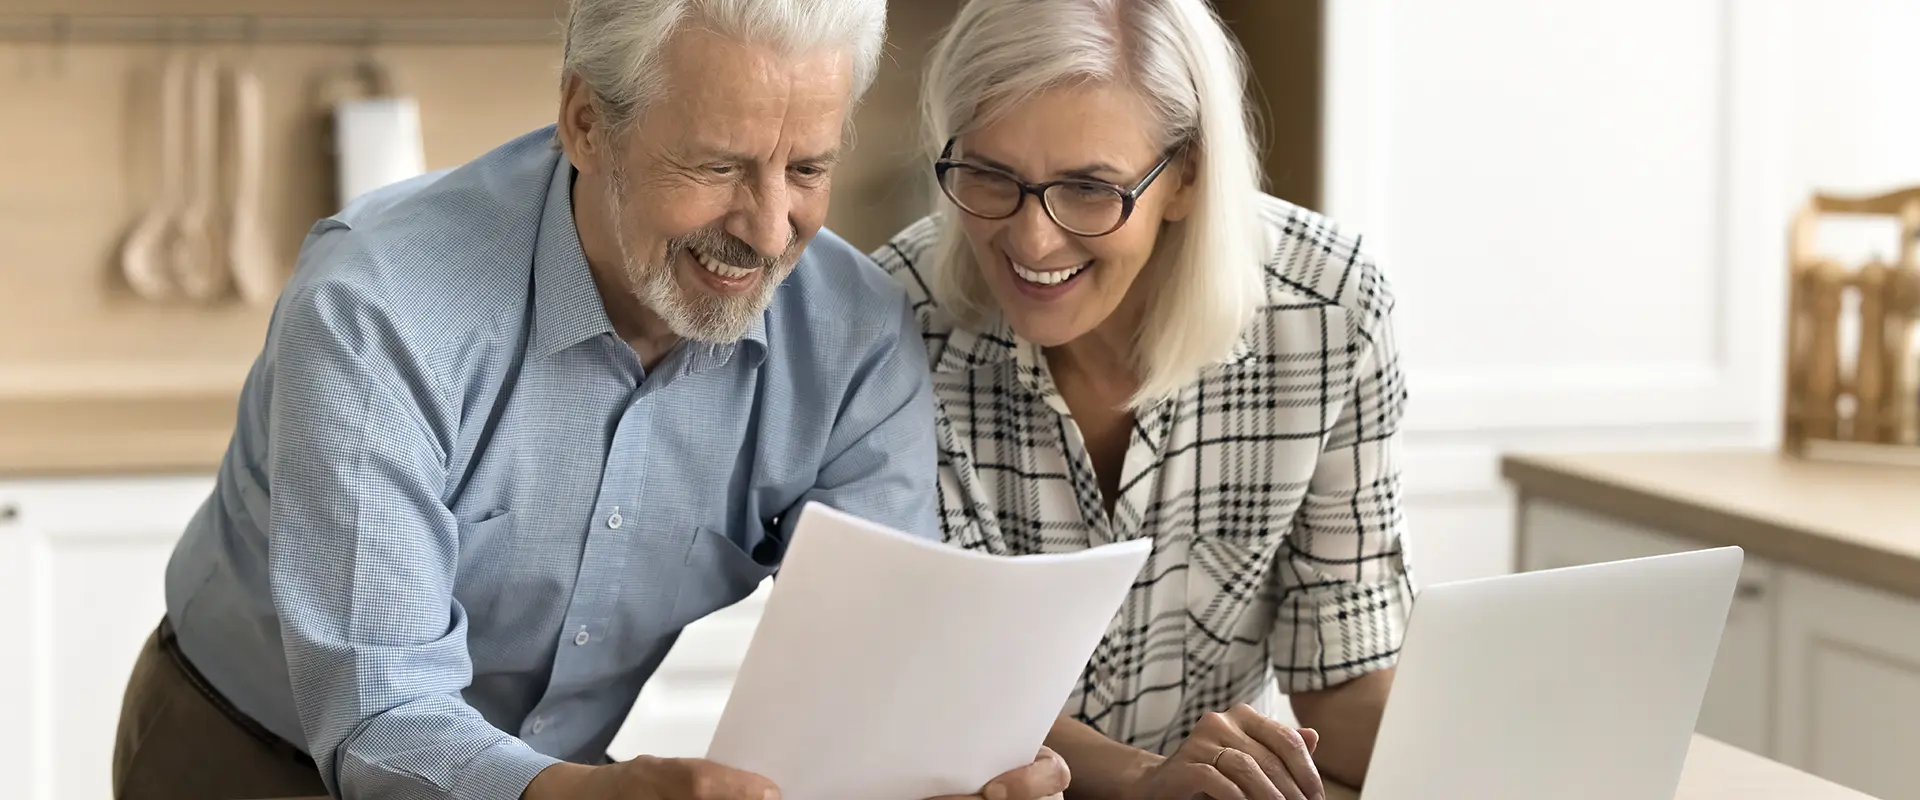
[
  {"left": 668, "top": 526, "right": 779, "bottom": 629},
  {"left": 452, "top": 510, "right": 571, "bottom": 667}
]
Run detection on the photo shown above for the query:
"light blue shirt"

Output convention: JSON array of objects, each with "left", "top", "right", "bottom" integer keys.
[{"left": 164, "top": 127, "right": 938, "bottom": 799}]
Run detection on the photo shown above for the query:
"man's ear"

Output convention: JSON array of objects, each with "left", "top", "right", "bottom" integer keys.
[{"left": 556, "top": 73, "right": 606, "bottom": 176}]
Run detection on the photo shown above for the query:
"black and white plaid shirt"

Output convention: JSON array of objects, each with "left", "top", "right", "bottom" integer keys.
[{"left": 873, "top": 194, "right": 1416, "bottom": 755}]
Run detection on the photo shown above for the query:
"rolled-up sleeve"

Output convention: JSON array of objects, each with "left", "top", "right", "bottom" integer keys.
[
  {"left": 265, "top": 273, "right": 557, "bottom": 799},
  {"left": 1267, "top": 302, "right": 1417, "bottom": 694},
  {"left": 780, "top": 291, "right": 939, "bottom": 542}
]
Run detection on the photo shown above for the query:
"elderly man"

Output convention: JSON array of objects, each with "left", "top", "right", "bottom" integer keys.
[{"left": 109, "top": 2, "right": 1069, "bottom": 799}]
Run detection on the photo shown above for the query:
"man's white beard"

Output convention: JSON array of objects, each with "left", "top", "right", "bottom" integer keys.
[{"left": 605, "top": 170, "right": 787, "bottom": 344}]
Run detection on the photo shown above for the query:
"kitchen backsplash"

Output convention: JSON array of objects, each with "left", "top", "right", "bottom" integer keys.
[
  {"left": 0, "top": 4, "right": 951, "bottom": 404},
  {"left": 0, "top": 39, "right": 557, "bottom": 399}
]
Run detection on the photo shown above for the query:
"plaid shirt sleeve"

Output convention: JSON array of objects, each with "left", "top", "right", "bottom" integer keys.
[{"left": 1266, "top": 284, "right": 1417, "bottom": 694}]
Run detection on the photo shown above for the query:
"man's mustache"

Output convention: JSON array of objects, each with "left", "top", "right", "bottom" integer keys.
[{"left": 670, "top": 227, "right": 799, "bottom": 271}]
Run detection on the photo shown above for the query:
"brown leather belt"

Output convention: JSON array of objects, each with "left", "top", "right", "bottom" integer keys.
[{"left": 156, "top": 618, "right": 317, "bottom": 769}]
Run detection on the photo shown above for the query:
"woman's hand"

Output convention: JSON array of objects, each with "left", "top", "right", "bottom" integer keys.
[{"left": 1118, "top": 704, "right": 1323, "bottom": 800}]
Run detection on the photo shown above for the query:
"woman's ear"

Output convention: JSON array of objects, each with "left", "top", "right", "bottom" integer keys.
[{"left": 1161, "top": 150, "right": 1200, "bottom": 223}]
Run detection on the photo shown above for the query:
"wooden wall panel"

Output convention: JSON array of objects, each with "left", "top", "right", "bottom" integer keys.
[
  {"left": 1216, "top": 0, "right": 1323, "bottom": 209},
  {"left": 0, "top": 41, "right": 562, "bottom": 401}
]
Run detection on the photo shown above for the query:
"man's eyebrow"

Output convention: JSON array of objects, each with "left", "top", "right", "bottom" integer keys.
[
  {"left": 679, "top": 146, "right": 842, "bottom": 168},
  {"left": 792, "top": 148, "right": 842, "bottom": 166},
  {"left": 673, "top": 145, "right": 744, "bottom": 166}
]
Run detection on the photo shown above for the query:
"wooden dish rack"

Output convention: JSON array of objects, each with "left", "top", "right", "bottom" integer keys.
[{"left": 1783, "top": 187, "right": 1920, "bottom": 467}]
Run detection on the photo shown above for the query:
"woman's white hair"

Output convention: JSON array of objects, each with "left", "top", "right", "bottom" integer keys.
[
  {"left": 561, "top": 0, "right": 887, "bottom": 135},
  {"left": 922, "top": 0, "right": 1267, "bottom": 409}
]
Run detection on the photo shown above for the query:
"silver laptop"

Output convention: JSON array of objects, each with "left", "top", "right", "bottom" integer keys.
[{"left": 1362, "top": 546, "right": 1743, "bottom": 800}]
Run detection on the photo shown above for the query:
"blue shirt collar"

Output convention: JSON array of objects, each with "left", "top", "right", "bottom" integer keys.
[
  {"left": 530, "top": 149, "right": 768, "bottom": 370},
  {"left": 530, "top": 152, "right": 614, "bottom": 361}
]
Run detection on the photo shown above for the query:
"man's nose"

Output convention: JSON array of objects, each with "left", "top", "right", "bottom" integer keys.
[{"left": 728, "top": 179, "right": 794, "bottom": 261}]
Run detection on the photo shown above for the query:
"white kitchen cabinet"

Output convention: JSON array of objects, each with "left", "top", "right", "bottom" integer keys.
[
  {"left": 1505, "top": 450, "right": 1920, "bottom": 799},
  {"left": 1517, "top": 500, "right": 1776, "bottom": 757},
  {"left": 0, "top": 475, "right": 214, "bottom": 800},
  {"left": 1774, "top": 569, "right": 1920, "bottom": 799}
]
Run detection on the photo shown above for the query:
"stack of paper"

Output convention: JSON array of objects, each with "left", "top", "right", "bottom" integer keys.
[{"left": 706, "top": 502, "right": 1152, "bottom": 799}]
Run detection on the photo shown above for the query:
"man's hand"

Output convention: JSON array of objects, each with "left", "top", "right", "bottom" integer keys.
[
  {"left": 1117, "top": 704, "right": 1324, "bottom": 800},
  {"left": 524, "top": 756, "right": 779, "bottom": 800},
  {"left": 928, "top": 746, "right": 1070, "bottom": 800}
]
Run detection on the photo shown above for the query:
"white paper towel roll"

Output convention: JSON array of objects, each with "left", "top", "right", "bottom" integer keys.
[{"left": 333, "top": 96, "right": 427, "bottom": 206}]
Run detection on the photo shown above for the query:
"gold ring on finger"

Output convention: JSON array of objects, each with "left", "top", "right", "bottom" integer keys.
[{"left": 1211, "top": 746, "right": 1237, "bottom": 769}]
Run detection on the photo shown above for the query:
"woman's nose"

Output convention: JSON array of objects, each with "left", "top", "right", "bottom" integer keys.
[{"left": 1003, "top": 195, "right": 1070, "bottom": 263}]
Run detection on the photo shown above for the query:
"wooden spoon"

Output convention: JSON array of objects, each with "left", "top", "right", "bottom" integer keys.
[
  {"left": 226, "top": 58, "right": 277, "bottom": 304},
  {"left": 119, "top": 51, "right": 188, "bottom": 300},
  {"left": 170, "top": 51, "right": 226, "bottom": 301}
]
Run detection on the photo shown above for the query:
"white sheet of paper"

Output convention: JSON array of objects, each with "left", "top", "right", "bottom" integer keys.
[{"left": 705, "top": 502, "right": 1152, "bottom": 800}]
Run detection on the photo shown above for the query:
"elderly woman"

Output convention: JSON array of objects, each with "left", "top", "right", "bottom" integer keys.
[{"left": 878, "top": 0, "right": 1416, "bottom": 797}]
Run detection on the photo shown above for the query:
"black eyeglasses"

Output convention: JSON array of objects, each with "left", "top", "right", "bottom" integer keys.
[{"left": 933, "top": 138, "right": 1180, "bottom": 237}]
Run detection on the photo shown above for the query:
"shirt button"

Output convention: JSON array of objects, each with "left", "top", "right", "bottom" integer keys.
[
  {"left": 574, "top": 630, "right": 591, "bottom": 646},
  {"left": 529, "top": 716, "right": 548, "bottom": 735},
  {"left": 607, "top": 507, "right": 623, "bottom": 529}
]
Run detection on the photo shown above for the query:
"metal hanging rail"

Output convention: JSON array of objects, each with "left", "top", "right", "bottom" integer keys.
[{"left": 0, "top": 15, "right": 561, "bottom": 45}]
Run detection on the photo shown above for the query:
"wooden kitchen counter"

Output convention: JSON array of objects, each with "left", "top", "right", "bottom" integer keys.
[
  {"left": 1501, "top": 449, "right": 1920, "bottom": 599},
  {"left": 0, "top": 395, "right": 235, "bottom": 477}
]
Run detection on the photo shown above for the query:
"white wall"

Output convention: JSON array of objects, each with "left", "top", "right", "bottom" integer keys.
[
  {"left": 1323, "top": 0, "right": 1920, "bottom": 587},
  {"left": 1787, "top": 0, "right": 1920, "bottom": 264},
  {"left": 1790, "top": 1, "right": 1920, "bottom": 202}
]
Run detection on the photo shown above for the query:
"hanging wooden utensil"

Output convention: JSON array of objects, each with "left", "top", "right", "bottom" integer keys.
[
  {"left": 171, "top": 50, "right": 226, "bottom": 301},
  {"left": 119, "top": 49, "right": 188, "bottom": 301},
  {"left": 226, "top": 51, "right": 277, "bottom": 304}
]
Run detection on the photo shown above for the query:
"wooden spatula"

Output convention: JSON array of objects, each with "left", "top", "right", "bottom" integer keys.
[
  {"left": 118, "top": 51, "right": 188, "bottom": 301},
  {"left": 171, "top": 51, "right": 227, "bottom": 300},
  {"left": 226, "top": 57, "right": 277, "bottom": 304}
]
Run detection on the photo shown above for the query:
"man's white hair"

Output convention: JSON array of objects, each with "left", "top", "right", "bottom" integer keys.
[
  {"left": 922, "top": 0, "right": 1268, "bottom": 409},
  {"left": 561, "top": 0, "right": 887, "bottom": 134}
]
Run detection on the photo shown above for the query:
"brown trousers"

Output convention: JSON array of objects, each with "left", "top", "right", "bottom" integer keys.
[{"left": 112, "top": 621, "right": 330, "bottom": 800}]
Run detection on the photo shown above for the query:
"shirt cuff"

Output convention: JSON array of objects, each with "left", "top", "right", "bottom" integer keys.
[
  {"left": 1269, "top": 574, "right": 1414, "bottom": 694},
  {"left": 450, "top": 736, "right": 562, "bottom": 800}
]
